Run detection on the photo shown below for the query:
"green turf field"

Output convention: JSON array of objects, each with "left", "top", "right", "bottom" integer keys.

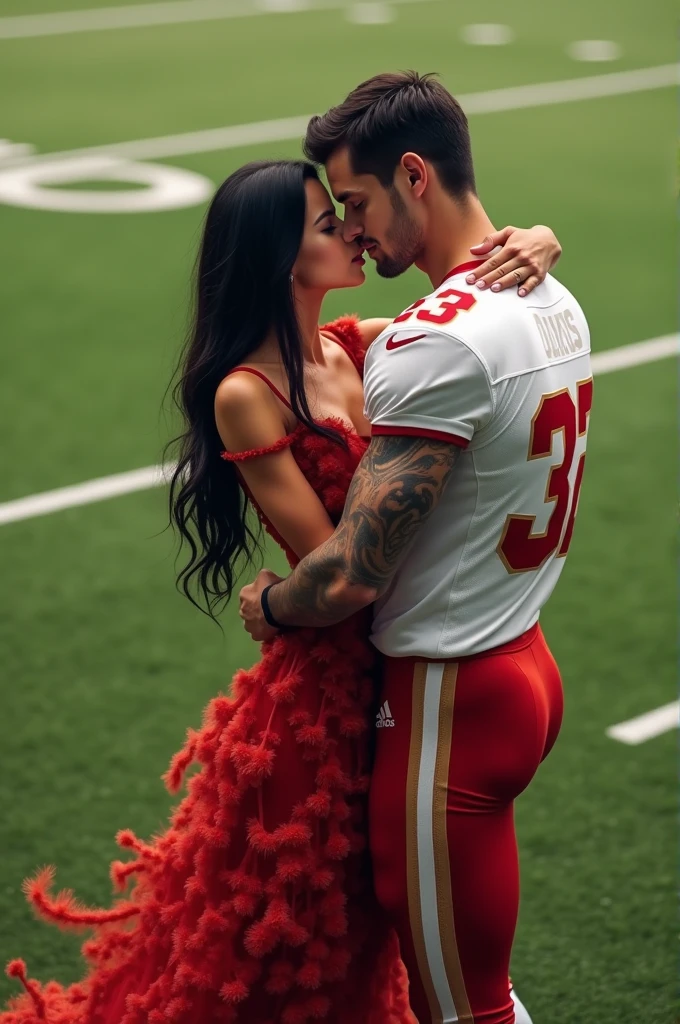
[{"left": 0, "top": 0, "right": 676, "bottom": 1020}]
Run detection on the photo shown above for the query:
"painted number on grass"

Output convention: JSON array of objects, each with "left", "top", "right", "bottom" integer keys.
[
  {"left": 498, "top": 378, "right": 593, "bottom": 573},
  {"left": 0, "top": 155, "right": 213, "bottom": 214}
]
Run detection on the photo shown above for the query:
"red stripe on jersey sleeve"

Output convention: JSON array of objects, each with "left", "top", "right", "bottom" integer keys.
[{"left": 371, "top": 425, "right": 470, "bottom": 447}]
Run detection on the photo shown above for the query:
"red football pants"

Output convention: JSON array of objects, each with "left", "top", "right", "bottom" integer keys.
[{"left": 369, "top": 623, "right": 563, "bottom": 1024}]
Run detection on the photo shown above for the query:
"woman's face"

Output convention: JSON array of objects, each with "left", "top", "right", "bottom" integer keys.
[{"left": 292, "top": 178, "right": 366, "bottom": 292}]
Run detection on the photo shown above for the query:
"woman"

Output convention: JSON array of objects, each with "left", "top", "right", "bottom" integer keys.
[{"left": 3, "top": 161, "right": 561, "bottom": 1024}]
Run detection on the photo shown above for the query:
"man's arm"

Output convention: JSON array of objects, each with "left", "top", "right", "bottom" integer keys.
[{"left": 266, "top": 434, "right": 459, "bottom": 628}]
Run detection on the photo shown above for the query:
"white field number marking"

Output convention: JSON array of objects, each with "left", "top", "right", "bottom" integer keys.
[{"left": 0, "top": 155, "right": 212, "bottom": 213}]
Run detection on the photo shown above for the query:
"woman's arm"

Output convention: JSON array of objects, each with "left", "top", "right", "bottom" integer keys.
[
  {"left": 466, "top": 224, "right": 562, "bottom": 295},
  {"left": 215, "top": 373, "right": 335, "bottom": 560},
  {"left": 357, "top": 318, "right": 392, "bottom": 350}
]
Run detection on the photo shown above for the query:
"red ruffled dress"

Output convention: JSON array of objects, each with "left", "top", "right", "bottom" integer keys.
[{"left": 2, "top": 317, "right": 413, "bottom": 1024}]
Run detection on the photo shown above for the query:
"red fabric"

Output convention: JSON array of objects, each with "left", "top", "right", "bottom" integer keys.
[
  {"left": 319, "top": 315, "right": 365, "bottom": 366},
  {"left": 220, "top": 427, "right": 303, "bottom": 462},
  {"left": 219, "top": 316, "right": 367, "bottom": 465},
  {"left": 2, "top": 317, "right": 412, "bottom": 1024},
  {"left": 371, "top": 425, "right": 469, "bottom": 447},
  {"left": 369, "top": 626, "right": 563, "bottom": 1024}
]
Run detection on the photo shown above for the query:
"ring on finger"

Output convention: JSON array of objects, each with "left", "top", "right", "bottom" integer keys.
[{"left": 513, "top": 269, "right": 523, "bottom": 285}]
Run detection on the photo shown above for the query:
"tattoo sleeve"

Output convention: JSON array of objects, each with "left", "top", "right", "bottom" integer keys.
[{"left": 268, "top": 435, "right": 460, "bottom": 628}]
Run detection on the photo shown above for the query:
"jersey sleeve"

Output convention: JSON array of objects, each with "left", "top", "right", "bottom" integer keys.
[{"left": 363, "top": 328, "right": 494, "bottom": 447}]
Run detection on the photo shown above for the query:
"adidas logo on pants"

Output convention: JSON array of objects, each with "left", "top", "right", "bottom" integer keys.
[{"left": 376, "top": 700, "right": 395, "bottom": 728}]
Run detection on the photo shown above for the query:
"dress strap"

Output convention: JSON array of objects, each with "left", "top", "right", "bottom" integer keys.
[
  {"left": 223, "top": 366, "right": 293, "bottom": 411},
  {"left": 321, "top": 316, "right": 365, "bottom": 377},
  {"left": 220, "top": 426, "right": 302, "bottom": 462},
  {"left": 220, "top": 368, "right": 298, "bottom": 462}
]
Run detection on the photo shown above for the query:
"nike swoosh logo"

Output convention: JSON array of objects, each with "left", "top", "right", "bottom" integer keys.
[{"left": 385, "top": 332, "right": 427, "bottom": 350}]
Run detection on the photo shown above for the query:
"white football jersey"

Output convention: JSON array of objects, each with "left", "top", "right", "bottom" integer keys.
[{"left": 363, "top": 260, "right": 592, "bottom": 659}]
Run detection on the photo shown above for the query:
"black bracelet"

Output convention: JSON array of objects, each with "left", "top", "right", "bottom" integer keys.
[{"left": 261, "top": 583, "right": 287, "bottom": 630}]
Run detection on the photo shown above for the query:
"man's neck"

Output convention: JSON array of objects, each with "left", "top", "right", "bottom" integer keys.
[{"left": 416, "top": 192, "right": 496, "bottom": 289}]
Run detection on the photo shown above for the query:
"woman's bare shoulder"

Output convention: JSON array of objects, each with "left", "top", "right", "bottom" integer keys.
[
  {"left": 214, "top": 370, "right": 289, "bottom": 452},
  {"left": 356, "top": 318, "right": 392, "bottom": 349}
]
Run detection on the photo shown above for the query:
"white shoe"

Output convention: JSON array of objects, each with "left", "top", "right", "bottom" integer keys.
[{"left": 510, "top": 987, "right": 534, "bottom": 1024}]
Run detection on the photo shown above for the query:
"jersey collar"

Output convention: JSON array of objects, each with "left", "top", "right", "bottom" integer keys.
[{"left": 439, "top": 259, "right": 486, "bottom": 285}]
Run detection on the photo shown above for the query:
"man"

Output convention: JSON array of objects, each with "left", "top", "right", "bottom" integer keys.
[{"left": 241, "top": 72, "right": 592, "bottom": 1024}]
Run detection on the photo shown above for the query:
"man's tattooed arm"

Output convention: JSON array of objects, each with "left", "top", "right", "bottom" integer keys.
[{"left": 267, "top": 434, "right": 460, "bottom": 628}]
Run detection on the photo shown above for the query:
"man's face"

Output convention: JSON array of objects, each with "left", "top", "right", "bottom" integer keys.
[{"left": 325, "top": 146, "right": 424, "bottom": 279}]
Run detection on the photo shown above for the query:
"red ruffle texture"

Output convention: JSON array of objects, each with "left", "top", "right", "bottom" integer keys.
[{"left": 1, "top": 318, "right": 414, "bottom": 1024}]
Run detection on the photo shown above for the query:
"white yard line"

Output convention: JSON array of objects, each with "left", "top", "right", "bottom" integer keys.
[
  {"left": 606, "top": 701, "right": 679, "bottom": 745},
  {"left": 0, "top": 464, "right": 177, "bottom": 525},
  {"left": 590, "top": 334, "right": 677, "bottom": 373},
  {"left": 0, "top": 333, "right": 676, "bottom": 527},
  {"left": 446, "top": 63, "right": 677, "bottom": 114},
  {"left": 0, "top": 0, "right": 438, "bottom": 40},
  {"left": 0, "top": 64, "right": 677, "bottom": 171}
]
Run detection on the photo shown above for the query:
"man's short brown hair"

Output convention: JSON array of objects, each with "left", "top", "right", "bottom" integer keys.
[{"left": 304, "top": 71, "right": 476, "bottom": 199}]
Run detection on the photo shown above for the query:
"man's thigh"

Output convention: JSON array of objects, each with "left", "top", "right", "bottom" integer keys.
[{"left": 368, "top": 636, "right": 561, "bottom": 1023}]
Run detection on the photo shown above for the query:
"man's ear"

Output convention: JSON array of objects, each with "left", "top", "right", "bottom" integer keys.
[{"left": 400, "top": 153, "right": 427, "bottom": 198}]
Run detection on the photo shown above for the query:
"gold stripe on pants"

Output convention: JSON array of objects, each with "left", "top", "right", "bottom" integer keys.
[{"left": 405, "top": 661, "right": 473, "bottom": 1023}]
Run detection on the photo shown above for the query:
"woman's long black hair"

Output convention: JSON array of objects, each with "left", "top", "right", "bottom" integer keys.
[{"left": 165, "top": 160, "right": 344, "bottom": 621}]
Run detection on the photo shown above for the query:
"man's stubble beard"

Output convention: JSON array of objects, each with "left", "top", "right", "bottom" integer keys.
[{"left": 374, "top": 187, "right": 424, "bottom": 279}]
